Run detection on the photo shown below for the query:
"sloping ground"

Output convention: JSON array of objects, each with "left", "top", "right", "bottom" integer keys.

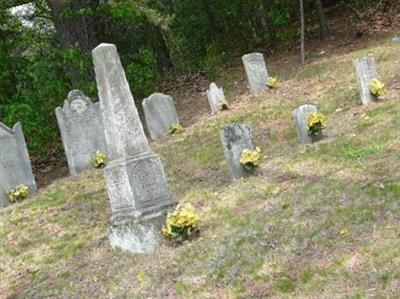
[{"left": 1, "top": 34, "right": 400, "bottom": 298}]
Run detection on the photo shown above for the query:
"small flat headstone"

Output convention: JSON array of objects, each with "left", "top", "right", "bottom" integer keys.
[
  {"left": 142, "top": 93, "right": 179, "bottom": 140},
  {"left": 292, "top": 104, "right": 318, "bottom": 144},
  {"left": 206, "top": 82, "right": 226, "bottom": 115},
  {"left": 93, "top": 43, "right": 175, "bottom": 253},
  {"left": 55, "top": 90, "right": 107, "bottom": 175},
  {"left": 353, "top": 56, "right": 379, "bottom": 105},
  {"left": 242, "top": 53, "right": 269, "bottom": 94},
  {"left": 0, "top": 122, "right": 36, "bottom": 207},
  {"left": 220, "top": 123, "right": 254, "bottom": 180}
]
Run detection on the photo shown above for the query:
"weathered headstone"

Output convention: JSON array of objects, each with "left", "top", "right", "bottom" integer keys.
[
  {"left": 242, "top": 53, "right": 269, "bottom": 94},
  {"left": 55, "top": 90, "right": 107, "bottom": 175},
  {"left": 0, "top": 122, "right": 36, "bottom": 207},
  {"left": 292, "top": 104, "right": 318, "bottom": 144},
  {"left": 353, "top": 56, "right": 379, "bottom": 105},
  {"left": 206, "top": 82, "right": 226, "bottom": 115},
  {"left": 393, "top": 37, "right": 400, "bottom": 44},
  {"left": 220, "top": 123, "right": 254, "bottom": 180},
  {"left": 142, "top": 93, "right": 179, "bottom": 140},
  {"left": 92, "top": 43, "right": 175, "bottom": 253}
]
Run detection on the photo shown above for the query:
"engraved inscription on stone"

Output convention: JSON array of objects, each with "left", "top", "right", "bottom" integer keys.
[
  {"left": 242, "top": 53, "right": 269, "bottom": 94},
  {"left": 55, "top": 89, "right": 107, "bottom": 175},
  {"left": 129, "top": 160, "right": 167, "bottom": 206}
]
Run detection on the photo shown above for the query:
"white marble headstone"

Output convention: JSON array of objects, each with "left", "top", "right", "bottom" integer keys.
[
  {"left": 353, "top": 56, "right": 379, "bottom": 105},
  {"left": 206, "top": 82, "right": 226, "bottom": 115}
]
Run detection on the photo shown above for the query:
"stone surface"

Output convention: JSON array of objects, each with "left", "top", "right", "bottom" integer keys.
[
  {"left": 353, "top": 56, "right": 379, "bottom": 105},
  {"left": 0, "top": 122, "right": 36, "bottom": 207},
  {"left": 292, "top": 104, "right": 318, "bottom": 144},
  {"left": 393, "top": 37, "right": 400, "bottom": 43},
  {"left": 142, "top": 93, "right": 179, "bottom": 140},
  {"left": 55, "top": 90, "right": 107, "bottom": 175},
  {"left": 92, "top": 43, "right": 175, "bottom": 253},
  {"left": 206, "top": 82, "right": 226, "bottom": 115},
  {"left": 220, "top": 123, "right": 254, "bottom": 180},
  {"left": 242, "top": 53, "right": 269, "bottom": 94}
]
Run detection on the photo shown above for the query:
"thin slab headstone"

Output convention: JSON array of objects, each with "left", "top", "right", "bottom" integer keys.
[
  {"left": 206, "top": 82, "right": 226, "bottom": 115},
  {"left": 55, "top": 90, "right": 107, "bottom": 175},
  {"left": 92, "top": 43, "right": 175, "bottom": 253},
  {"left": 292, "top": 104, "right": 318, "bottom": 144},
  {"left": 0, "top": 122, "right": 36, "bottom": 207},
  {"left": 220, "top": 123, "right": 254, "bottom": 180},
  {"left": 242, "top": 53, "right": 269, "bottom": 94},
  {"left": 353, "top": 56, "right": 379, "bottom": 105},
  {"left": 142, "top": 93, "right": 179, "bottom": 140}
]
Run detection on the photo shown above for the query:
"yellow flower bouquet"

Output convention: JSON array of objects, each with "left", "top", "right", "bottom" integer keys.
[
  {"left": 307, "top": 112, "right": 327, "bottom": 139},
  {"left": 168, "top": 123, "right": 184, "bottom": 135},
  {"left": 239, "top": 147, "right": 262, "bottom": 172},
  {"left": 91, "top": 150, "right": 107, "bottom": 168},
  {"left": 7, "top": 184, "right": 29, "bottom": 203},
  {"left": 162, "top": 203, "right": 199, "bottom": 242},
  {"left": 369, "top": 78, "right": 386, "bottom": 97},
  {"left": 266, "top": 77, "right": 278, "bottom": 89}
]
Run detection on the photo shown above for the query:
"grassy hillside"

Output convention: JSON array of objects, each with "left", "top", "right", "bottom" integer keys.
[{"left": 1, "top": 34, "right": 400, "bottom": 298}]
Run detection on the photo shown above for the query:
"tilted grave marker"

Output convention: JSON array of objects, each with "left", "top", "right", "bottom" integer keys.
[
  {"left": 206, "top": 82, "right": 227, "bottom": 115},
  {"left": 92, "top": 43, "right": 175, "bottom": 253},
  {"left": 353, "top": 56, "right": 379, "bottom": 105},
  {"left": 0, "top": 122, "right": 36, "bottom": 207},
  {"left": 142, "top": 93, "right": 179, "bottom": 140}
]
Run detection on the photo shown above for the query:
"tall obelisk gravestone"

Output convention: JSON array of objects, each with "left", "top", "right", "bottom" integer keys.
[{"left": 92, "top": 43, "right": 175, "bottom": 253}]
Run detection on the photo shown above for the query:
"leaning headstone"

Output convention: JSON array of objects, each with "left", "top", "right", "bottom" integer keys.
[
  {"left": 242, "top": 53, "right": 269, "bottom": 94},
  {"left": 55, "top": 90, "right": 107, "bottom": 175},
  {"left": 92, "top": 43, "right": 175, "bottom": 253},
  {"left": 353, "top": 56, "right": 379, "bottom": 105},
  {"left": 292, "top": 104, "right": 318, "bottom": 144},
  {"left": 220, "top": 123, "right": 254, "bottom": 180},
  {"left": 0, "top": 122, "right": 36, "bottom": 207},
  {"left": 142, "top": 93, "right": 179, "bottom": 140},
  {"left": 206, "top": 82, "right": 226, "bottom": 115}
]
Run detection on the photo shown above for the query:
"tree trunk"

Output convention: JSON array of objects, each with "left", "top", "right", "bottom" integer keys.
[
  {"left": 46, "top": 0, "right": 99, "bottom": 52},
  {"left": 300, "top": 0, "right": 305, "bottom": 64},
  {"left": 314, "top": 0, "right": 329, "bottom": 41}
]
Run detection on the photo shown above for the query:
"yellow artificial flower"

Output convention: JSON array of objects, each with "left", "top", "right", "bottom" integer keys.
[
  {"left": 91, "top": 150, "right": 107, "bottom": 168},
  {"left": 369, "top": 78, "right": 386, "bottom": 97},
  {"left": 7, "top": 184, "right": 29, "bottom": 203},
  {"left": 307, "top": 112, "right": 328, "bottom": 129},
  {"left": 266, "top": 77, "right": 278, "bottom": 88},
  {"left": 239, "top": 147, "right": 262, "bottom": 167},
  {"left": 168, "top": 123, "right": 183, "bottom": 135},
  {"left": 162, "top": 203, "right": 199, "bottom": 239}
]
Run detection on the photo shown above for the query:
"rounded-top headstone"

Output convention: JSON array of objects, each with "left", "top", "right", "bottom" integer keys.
[
  {"left": 292, "top": 104, "right": 318, "bottom": 144},
  {"left": 220, "top": 123, "right": 254, "bottom": 180},
  {"left": 242, "top": 53, "right": 269, "bottom": 94},
  {"left": 142, "top": 93, "right": 179, "bottom": 140}
]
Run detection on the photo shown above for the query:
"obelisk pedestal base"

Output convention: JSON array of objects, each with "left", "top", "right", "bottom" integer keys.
[{"left": 108, "top": 212, "right": 168, "bottom": 253}]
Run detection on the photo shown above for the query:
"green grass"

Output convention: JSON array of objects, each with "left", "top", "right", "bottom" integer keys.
[{"left": 1, "top": 35, "right": 400, "bottom": 298}]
